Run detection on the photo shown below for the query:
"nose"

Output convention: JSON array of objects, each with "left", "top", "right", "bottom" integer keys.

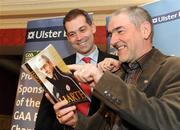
[
  {"left": 110, "top": 33, "right": 119, "bottom": 46},
  {"left": 75, "top": 32, "right": 83, "bottom": 41}
]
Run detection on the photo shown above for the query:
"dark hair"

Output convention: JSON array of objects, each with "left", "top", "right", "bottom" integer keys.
[{"left": 63, "top": 8, "right": 92, "bottom": 32}]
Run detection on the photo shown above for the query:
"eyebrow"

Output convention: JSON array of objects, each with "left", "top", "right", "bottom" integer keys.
[
  {"left": 67, "top": 25, "right": 87, "bottom": 34},
  {"left": 111, "top": 26, "right": 123, "bottom": 33}
]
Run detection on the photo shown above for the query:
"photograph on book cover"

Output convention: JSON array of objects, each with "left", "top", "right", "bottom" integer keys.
[{"left": 22, "top": 44, "right": 91, "bottom": 107}]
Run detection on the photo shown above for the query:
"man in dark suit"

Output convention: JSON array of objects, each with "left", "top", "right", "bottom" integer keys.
[
  {"left": 35, "top": 9, "right": 118, "bottom": 130},
  {"left": 52, "top": 6, "right": 180, "bottom": 130}
]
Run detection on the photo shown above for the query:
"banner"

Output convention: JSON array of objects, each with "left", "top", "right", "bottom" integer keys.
[
  {"left": 11, "top": 14, "right": 107, "bottom": 129},
  {"left": 11, "top": 17, "right": 75, "bottom": 130},
  {"left": 107, "top": 0, "right": 180, "bottom": 57},
  {"left": 143, "top": 0, "right": 180, "bottom": 56}
]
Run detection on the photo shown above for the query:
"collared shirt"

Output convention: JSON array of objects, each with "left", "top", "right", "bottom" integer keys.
[
  {"left": 111, "top": 48, "right": 154, "bottom": 130},
  {"left": 75, "top": 46, "right": 99, "bottom": 94},
  {"left": 76, "top": 46, "right": 99, "bottom": 65},
  {"left": 122, "top": 48, "right": 154, "bottom": 85}
]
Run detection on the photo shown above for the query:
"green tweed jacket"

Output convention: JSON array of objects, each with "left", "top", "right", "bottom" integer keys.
[{"left": 76, "top": 48, "right": 180, "bottom": 130}]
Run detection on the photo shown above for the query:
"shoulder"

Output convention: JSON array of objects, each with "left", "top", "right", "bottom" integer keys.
[
  {"left": 150, "top": 48, "right": 180, "bottom": 74},
  {"left": 63, "top": 54, "right": 76, "bottom": 64},
  {"left": 164, "top": 56, "right": 180, "bottom": 69},
  {"left": 156, "top": 56, "right": 180, "bottom": 82},
  {"left": 98, "top": 49, "right": 118, "bottom": 60}
]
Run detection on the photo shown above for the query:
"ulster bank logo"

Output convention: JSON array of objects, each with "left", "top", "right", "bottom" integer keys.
[
  {"left": 27, "top": 31, "right": 36, "bottom": 39},
  {"left": 26, "top": 26, "right": 67, "bottom": 42}
]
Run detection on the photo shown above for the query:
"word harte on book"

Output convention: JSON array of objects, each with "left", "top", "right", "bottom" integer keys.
[
  {"left": 22, "top": 44, "right": 91, "bottom": 107},
  {"left": 59, "top": 90, "right": 87, "bottom": 103}
]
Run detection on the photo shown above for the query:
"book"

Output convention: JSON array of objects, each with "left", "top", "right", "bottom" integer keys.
[{"left": 22, "top": 44, "right": 91, "bottom": 107}]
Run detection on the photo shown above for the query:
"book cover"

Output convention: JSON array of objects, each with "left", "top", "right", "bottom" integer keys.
[{"left": 22, "top": 44, "right": 91, "bottom": 107}]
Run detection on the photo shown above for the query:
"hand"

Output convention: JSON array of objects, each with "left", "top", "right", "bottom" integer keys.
[
  {"left": 68, "top": 64, "right": 103, "bottom": 87},
  {"left": 98, "top": 58, "right": 120, "bottom": 72},
  {"left": 45, "top": 93, "right": 78, "bottom": 128},
  {"left": 54, "top": 100, "right": 77, "bottom": 128}
]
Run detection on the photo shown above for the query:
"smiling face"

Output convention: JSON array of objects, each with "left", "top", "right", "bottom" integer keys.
[
  {"left": 65, "top": 15, "right": 96, "bottom": 55},
  {"left": 108, "top": 13, "right": 152, "bottom": 63}
]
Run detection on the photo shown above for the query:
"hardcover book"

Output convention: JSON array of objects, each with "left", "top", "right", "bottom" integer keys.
[{"left": 22, "top": 44, "right": 91, "bottom": 107}]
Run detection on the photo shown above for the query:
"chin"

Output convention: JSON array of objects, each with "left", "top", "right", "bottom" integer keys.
[
  {"left": 79, "top": 49, "right": 89, "bottom": 54},
  {"left": 119, "top": 58, "right": 127, "bottom": 63}
]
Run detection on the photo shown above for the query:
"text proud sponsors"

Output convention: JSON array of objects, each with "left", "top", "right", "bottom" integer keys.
[{"left": 11, "top": 72, "right": 43, "bottom": 130}]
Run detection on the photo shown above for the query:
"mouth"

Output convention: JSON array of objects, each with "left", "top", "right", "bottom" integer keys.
[
  {"left": 114, "top": 44, "right": 127, "bottom": 51},
  {"left": 78, "top": 41, "right": 86, "bottom": 46},
  {"left": 77, "top": 37, "right": 89, "bottom": 46}
]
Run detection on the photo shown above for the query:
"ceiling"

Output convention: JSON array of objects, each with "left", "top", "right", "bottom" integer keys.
[
  {"left": 0, "top": 0, "right": 157, "bottom": 28},
  {"left": 0, "top": 0, "right": 158, "bottom": 73}
]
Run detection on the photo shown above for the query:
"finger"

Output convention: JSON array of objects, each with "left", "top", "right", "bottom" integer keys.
[
  {"left": 55, "top": 105, "right": 76, "bottom": 119},
  {"left": 56, "top": 105, "right": 76, "bottom": 121},
  {"left": 74, "top": 69, "right": 94, "bottom": 83},
  {"left": 56, "top": 112, "right": 62, "bottom": 119},
  {"left": 54, "top": 100, "right": 68, "bottom": 112},
  {"left": 45, "top": 93, "right": 56, "bottom": 104},
  {"left": 97, "top": 62, "right": 106, "bottom": 72},
  {"left": 89, "top": 81, "right": 96, "bottom": 87},
  {"left": 59, "top": 110, "right": 75, "bottom": 124},
  {"left": 58, "top": 105, "right": 76, "bottom": 117},
  {"left": 111, "top": 60, "right": 121, "bottom": 68},
  {"left": 104, "top": 63, "right": 113, "bottom": 70},
  {"left": 64, "top": 111, "right": 77, "bottom": 127},
  {"left": 68, "top": 64, "right": 83, "bottom": 72},
  {"left": 112, "top": 66, "right": 119, "bottom": 72},
  {"left": 73, "top": 70, "right": 86, "bottom": 83},
  {"left": 101, "top": 63, "right": 111, "bottom": 71}
]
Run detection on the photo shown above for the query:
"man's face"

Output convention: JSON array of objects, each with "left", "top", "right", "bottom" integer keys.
[
  {"left": 108, "top": 14, "right": 147, "bottom": 63},
  {"left": 65, "top": 15, "right": 96, "bottom": 55},
  {"left": 40, "top": 61, "right": 54, "bottom": 78}
]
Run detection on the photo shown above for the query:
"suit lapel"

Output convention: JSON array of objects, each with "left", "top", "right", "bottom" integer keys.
[
  {"left": 63, "top": 54, "right": 76, "bottom": 64},
  {"left": 97, "top": 50, "right": 106, "bottom": 62}
]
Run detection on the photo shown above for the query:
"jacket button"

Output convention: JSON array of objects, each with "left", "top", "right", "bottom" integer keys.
[
  {"left": 104, "top": 90, "right": 108, "bottom": 94},
  {"left": 107, "top": 93, "right": 111, "bottom": 97},
  {"left": 112, "top": 96, "right": 117, "bottom": 101},
  {"left": 105, "top": 112, "right": 109, "bottom": 118},
  {"left": 116, "top": 99, "right": 121, "bottom": 104}
]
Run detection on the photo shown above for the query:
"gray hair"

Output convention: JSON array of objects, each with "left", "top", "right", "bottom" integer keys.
[
  {"left": 109, "top": 6, "right": 153, "bottom": 41},
  {"left": 36, "top": 54, "right": 50, "bottom": 69}
]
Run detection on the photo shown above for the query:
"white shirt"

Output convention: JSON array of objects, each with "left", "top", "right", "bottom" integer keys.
[
  {"left": 76, "top": 46, "right": 99, "bottom": 65},
  {"left": 75, "top": 46, "right": 99, "bottom": 93}
]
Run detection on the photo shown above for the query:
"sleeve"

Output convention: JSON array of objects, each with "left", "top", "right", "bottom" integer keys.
[
  {"left": 75, "top": 104, "right": 111, "bottom": 130},
  {"left": 74, "top": 112, "right": 88, "bottom": 130},
  {"left": 93, "top": 67, "right": 180, "bottom": 130}
]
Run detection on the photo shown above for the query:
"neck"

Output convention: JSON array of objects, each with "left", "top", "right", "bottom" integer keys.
[{"left": 83, "top": 45, "right": 97, "bottom": 56}]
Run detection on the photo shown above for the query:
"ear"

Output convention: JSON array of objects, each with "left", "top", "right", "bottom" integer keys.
[
  {"left": 91, "top": 22, "right": 96, "bottom": 34},
  {"left": 66, "top": 32, "right": 70, "bottom": 41},
  {"left": 141, "top": 21, "right": 151, "bottom": 40}
]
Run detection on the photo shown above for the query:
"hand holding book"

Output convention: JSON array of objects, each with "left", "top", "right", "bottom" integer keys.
[{"left": 22, "top": 44, "right": 91, "bottom": 108}]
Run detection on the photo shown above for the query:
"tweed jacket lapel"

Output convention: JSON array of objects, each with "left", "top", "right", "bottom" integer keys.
[
  {"left": 136, "top": 49, "right": 167, "bottom": 94},
  {"left": 116, "top": 48, "right": 168, "bottom": 95}
]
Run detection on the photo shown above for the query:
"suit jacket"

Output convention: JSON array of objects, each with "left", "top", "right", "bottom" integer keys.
[
  {"left": 35, "top": 49, "right": 118, "bottom": 130},
  {"left": 46, "top": 66, "right": 79, "bottom": 100},
  {"left": 76, "top": 48, "right": 180, "bottom": 130}
]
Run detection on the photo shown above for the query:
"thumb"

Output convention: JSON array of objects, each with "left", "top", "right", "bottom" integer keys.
[{"left": 45, "top": 93, "right": 56, "bottom": 105}]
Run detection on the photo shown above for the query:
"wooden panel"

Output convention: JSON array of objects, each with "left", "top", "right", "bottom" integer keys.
[{"left": 0, "top": 0, "right": 157, "bottom": 28}]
